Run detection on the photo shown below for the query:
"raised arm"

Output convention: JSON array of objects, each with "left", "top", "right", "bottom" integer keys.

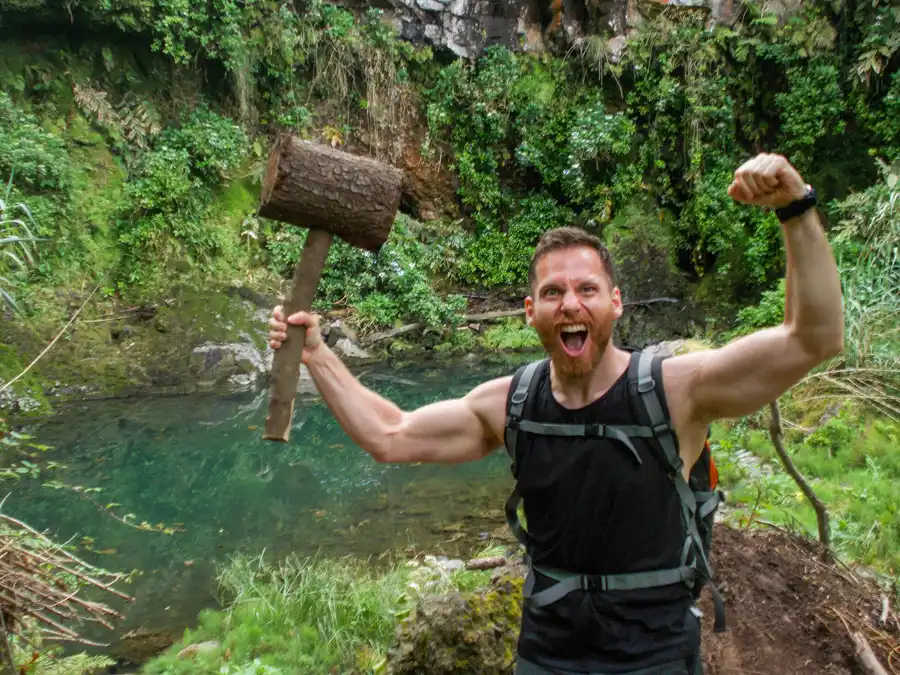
[
  {"left": 667, "top": 154, "right": 844, "bottom": 425},
  {"left": 268, "top": 309, "right": 510, "bottom": 464}
]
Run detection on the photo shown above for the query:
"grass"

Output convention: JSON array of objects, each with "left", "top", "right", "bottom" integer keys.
[
  {"left": 141, "top": 547, "right": 501, "bottom": 675},
  {"left": 711, "top": 408, "right": 900, "bottom": 577}
]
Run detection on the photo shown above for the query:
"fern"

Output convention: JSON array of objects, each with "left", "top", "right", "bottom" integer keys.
[
  {"left": 72, "top": 82, "right": 160, "bottom": 149},
  {"left": 72, "top": 81, "right": 120, "bottom": 129},
  {"left": 117, "top": 91, "right": 162, "bottom": 149}
]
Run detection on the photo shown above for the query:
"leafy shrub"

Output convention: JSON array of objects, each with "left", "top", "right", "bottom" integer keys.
[
  {"left": 159, "top": 107, "right": 248, "bottom": 184},
  {"left": 116, "top": 108, "right": 247, "bottom": 284},
  {"left": 481, "top": 319, "right": 542, "bottom": 351},
  {"left": 457, "top": 195, "right": 575, "bottom": 287},
  {"left": 0, "top": 92, "right": 69, "bottom": 191},
  {"left": 263, "top": 217, "right": 465, "bottom": 330}
]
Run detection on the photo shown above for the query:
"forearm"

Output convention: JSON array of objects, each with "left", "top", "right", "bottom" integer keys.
[
  {"left": 303, "top": 345, "right": 402, "bottom": 457},
  {"left": 781, "top": 209, "right": 844, "bottom": 356}
]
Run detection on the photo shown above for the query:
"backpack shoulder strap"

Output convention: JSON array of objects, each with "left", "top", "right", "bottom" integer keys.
[
  {"left": 629, "top": 350, "right": 727, "bottom": 633},
  {"left": 627, "top": 351, "right": 683, "bottom": 475},
  {"left": 504, "top": 359, "right": 545, "bottom": 475}
]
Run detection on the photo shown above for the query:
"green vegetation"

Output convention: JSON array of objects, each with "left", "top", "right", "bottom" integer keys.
[
  {"left": 1, "top": 0, "right": 898, "bottom": 335},
  {"left": 2, "top": 0, "right": 899, "bottom": 669},
  {"left": 713, "top": 410, "right": 900, "bottom": 576},
  {"left": 143, "top": 551, "right": 496, "bottom": 675},
  {"left": 480, "top": 319, "right": 543, "bottom": 351}
]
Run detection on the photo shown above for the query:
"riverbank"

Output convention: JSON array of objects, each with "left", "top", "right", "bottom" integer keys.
[
  {"left": 132, "top": 523, "right": 898, "bottom": 675},
  {"left": 0, "top": 274, "right": 698, "bottom": 421}
]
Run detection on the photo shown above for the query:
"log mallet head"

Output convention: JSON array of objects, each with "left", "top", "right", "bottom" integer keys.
[{"left": 259, "top": 134, "right": 403, "bottom": 442}]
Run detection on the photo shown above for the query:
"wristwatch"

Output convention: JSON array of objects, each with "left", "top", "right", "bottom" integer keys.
[{"left": 775, "top": 185, "right": 817, "bottom": 222}]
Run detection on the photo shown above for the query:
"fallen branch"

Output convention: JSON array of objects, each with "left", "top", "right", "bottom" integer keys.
[
  {"left": 462, "top": 309, "right": 524, "bottom": 322},
  {"left": 852, "top": 631, "right": 890, "bottom": 675},
  {"left": 361, "top": 322, "right": 424, "bottom": 347},
  {"left": 768, "top": 400, "right": 830, "bottom": 549},
  {"left": 0, "top": 510, "right": 133, "bottom": 653},
  {"left": 622, "top": 297, "right": 679, "bottom": 308},
  {"left": 362, "top": 297, "right": 681, "bottom": 346},
  {"left": 465, "top": 556, "right": 507, "bottom": 571}
]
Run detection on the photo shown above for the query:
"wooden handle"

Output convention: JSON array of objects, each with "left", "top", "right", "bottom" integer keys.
[{"left": 264, "top": 228, "right": 334, "bottom": 442}]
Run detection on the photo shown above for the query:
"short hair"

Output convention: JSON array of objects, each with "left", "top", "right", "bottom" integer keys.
[{"left": 528, "top": 227, "right": 615, "bottom": 292}]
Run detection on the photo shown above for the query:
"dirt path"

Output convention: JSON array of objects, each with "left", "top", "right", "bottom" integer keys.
[{"left": 700, "top": 526, "right": 898, "bottom": 675}]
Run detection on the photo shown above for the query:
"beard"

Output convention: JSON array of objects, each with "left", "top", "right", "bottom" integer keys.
[{"left": 533, "top": 317, "right": 615, "bottom": 378}]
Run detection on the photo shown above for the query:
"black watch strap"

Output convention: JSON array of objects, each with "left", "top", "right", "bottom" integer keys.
[{"left": 775, "top": 185, "right": 817, "bottom": 222}]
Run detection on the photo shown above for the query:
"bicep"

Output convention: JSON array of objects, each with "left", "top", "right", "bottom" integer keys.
[
  {"left": 674, "top": 326, "right": 820, "bottom": 424},
  {"left": 384, "top": 377, "right": 510, "bottom": 464}
]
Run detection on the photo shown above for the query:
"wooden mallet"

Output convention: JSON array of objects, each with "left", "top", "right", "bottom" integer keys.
[{"left": 258, "top": 134, "right": 403, "bottom": 442}]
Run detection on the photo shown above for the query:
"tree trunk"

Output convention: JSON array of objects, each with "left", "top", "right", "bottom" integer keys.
[
  {"left": 768, "top": 400, "right": 831, "bottom": 549},
  {"left": 258, "top": 134, "right": 404, "bottom": 252}
]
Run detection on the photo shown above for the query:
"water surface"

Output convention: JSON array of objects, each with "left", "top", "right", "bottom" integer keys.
[{"left": 12, "top": 355, "right": 535, "bottom": 651}]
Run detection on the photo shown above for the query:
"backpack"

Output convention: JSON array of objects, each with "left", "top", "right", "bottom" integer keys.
[{"left": 503, "top": 350, "right": 727, "bottom": 633}]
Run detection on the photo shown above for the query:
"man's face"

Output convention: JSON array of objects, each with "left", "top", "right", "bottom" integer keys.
[{"left": 524, "top": 246, "right": 623, "bottom": 377}]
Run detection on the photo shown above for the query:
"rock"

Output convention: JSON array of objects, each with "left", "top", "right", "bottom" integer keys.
[
  {"left": 417, "top": 0, "right": 446, "bottom": 11},
  {"left": 326, "top": 319, "right": 360, "bottom": 347},
  {"left": 387, "top": 573, "right": 523, "bottom": 674},
  {"left": 261, "top": 353, "right": 318, "bottom": 395},
  {"left": 386, "top": 0, "right": 530, "bottom": 60},
  {"left": 111, "top": 627, "right": 181, "bottom": 665},
  {"left": 333, "top": 338, "right": 372, "bottom": 362},
  {"left": 439, "top": 558, "right": 465, "bottom": 572},
  {"left": 190, "top": 342, "right": 266, "bottom": 388},
  {"left": 176, "top": 640, "right": 220, "bottom": 659}
]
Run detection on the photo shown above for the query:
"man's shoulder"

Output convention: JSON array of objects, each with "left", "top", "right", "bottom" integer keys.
[{"left": 464, "top": 374, "right": 516, "bottom": 443}]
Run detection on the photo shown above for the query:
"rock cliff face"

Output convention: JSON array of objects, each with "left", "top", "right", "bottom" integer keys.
[
  {"left": 343, "top": 0, "right": 811, "bottom": 63},
  {"left": 341, "top": 0, "right": 755, "bottom": 61}
]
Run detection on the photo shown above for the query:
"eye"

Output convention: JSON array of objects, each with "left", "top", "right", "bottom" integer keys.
[
  {"left": 580, "top": 284, "right": 597, "bottom": 294},
  {"left": 543, "top": 288, "right": 560, "bottom": 297}
]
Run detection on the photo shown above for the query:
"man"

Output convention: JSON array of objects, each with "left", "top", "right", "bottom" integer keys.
[{"left": 268, "top": 154, "right": 844, "bottom": 674}]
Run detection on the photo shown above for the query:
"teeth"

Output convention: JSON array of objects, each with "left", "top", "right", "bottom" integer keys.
[{"left": 560, "top": 324, "right": 587, "bottom": 333}]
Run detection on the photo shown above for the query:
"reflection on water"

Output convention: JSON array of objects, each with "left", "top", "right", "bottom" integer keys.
[{"left": 11, "top": 354, "right": 535, "bottom": 649}]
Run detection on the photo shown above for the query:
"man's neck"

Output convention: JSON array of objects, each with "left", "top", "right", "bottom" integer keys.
[{"left": 549, "top": 344, "right": 631, "bottom": 409}]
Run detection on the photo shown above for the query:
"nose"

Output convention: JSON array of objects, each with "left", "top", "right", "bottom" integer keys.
[{"left": 560, "top": 288, "right": 580, "bottom": 313}]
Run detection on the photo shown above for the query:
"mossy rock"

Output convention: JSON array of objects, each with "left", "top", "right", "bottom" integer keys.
[{"left": 387, "top": 574, "right": 523, "bottom": 674}]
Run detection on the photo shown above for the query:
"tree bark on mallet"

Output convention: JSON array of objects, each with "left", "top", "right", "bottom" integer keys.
[{"left": 259, "top": 135, "right": 403, "bottom": 442}]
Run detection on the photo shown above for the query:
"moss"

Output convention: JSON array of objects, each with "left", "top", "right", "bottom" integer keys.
[
  {"left": 1, "top": 284, "right": 268, "bottom": 404},
  {"left": 388, "top": 573, "right": 522, "bottom": 674},
  {"left": 389, "top": 339, "right": 424, "bottom": 356},
  {"left": 0, "top": 344, "right": 51, "bottom": 417}
]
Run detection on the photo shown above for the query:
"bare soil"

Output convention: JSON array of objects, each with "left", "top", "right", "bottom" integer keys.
[{"left": 699, "top": 526, "right": 899, "bottom": 675}]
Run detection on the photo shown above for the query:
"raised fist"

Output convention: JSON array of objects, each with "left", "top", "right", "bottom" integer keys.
[{"left": 728, "top": 153, "right": 808, "bottom": 210}]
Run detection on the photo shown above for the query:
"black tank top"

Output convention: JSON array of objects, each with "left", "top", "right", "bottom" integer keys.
[{"left": 507, "top": 359, "right": 700, "bottom": 673}]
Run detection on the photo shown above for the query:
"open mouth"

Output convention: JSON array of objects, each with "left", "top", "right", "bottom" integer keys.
[{"left": 558, "top": 323, "right": 589, "bottom": 357}]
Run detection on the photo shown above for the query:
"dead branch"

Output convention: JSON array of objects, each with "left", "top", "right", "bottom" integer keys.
[
  {"left": 361, "top": 322, "right": 424, "bottom": 347},
  {"left": 768, "top": 400, "right": 831, "bottom": 549},
  {"left": 462, "top": 309, "right": 524, "bottom": 322},
  {"left": 465, "top": 556, "right": 507, "bottom": 571},
  {"left": 852, "top": 631, "right": 891, "bottom": 675},
  {"left": 0, "top": 511, "right": 132, "bottom": 656},
  {"left": 361, "top": 297, "right": 681, "bottom": 346}
]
